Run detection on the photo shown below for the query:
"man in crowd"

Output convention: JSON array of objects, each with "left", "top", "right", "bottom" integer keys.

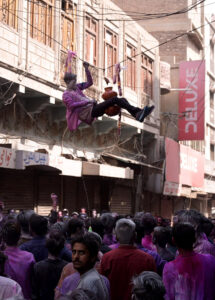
[
  {"left": 153, "top": 226, "right": 175, "bottom": 261},
  {"left": 20, "top": 214, "right": 72, "bottom": 262},
  {"left": 175, "top": 209, "right": 215, "bottom": 256},
  {"left": 100, "top": 218, "right": 156, "bottom": 300},
  {"left": 2, "top": 221, "right": 35, "bottom": 299},
  {"left": 32, "top": 231, "right": 68, "bottom": 300},
  {"left": 0, "top": 251, "right": 23, "bottom": 299},
  {"left": 163, "top": 222, "right": 215, "bottom": 300},
  {"left": 60, "top": 233, "right": 109, "bottom": 300}
]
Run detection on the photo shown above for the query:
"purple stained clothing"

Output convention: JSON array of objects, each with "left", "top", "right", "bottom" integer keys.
[
  {"left": 137, "top": 244, "right": 166, "bottom": 276},
  {"left": 60, "top": 270, "right": 110, "bottom": 298},
  {"left": 141, "top": 235, "right": 157, "bottom": 252},
  {"left": 63, "top": 68, "right": 95, "bottom": 131},
  {"left": 109, "top": 242, "right": 119, "bottom": 250},
  {"left": 163, "top": 251, "right": 215, "bottom": 300},
  {"left": 4, "top": 246, "right": 35, "bottom": 299},
  {"left": 194, "top": 233, "right": 215, "bottom": 257},
  {"left": 103, "top": 233, "right": 117, "bottom": 246}
]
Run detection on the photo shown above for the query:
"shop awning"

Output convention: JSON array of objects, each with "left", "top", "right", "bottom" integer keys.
[{"left": 82, "top": 161, "right": 134, "bottom": 179}]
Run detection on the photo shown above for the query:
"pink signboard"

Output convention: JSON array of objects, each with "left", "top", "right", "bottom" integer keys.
[
  {"left": 178, "top": 60, "right": 205, "bottom": 140},
  {"left": 165, "top": 138, "right": 204, "bottom": 188}
]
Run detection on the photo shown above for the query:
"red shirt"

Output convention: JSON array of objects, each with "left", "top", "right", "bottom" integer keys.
[{"left": 100, "top": 245, "right": 156, "bottom": 300}]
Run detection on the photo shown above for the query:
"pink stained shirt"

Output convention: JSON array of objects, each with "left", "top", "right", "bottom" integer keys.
[
  {"left": 163, "top": 251, "right": 215, "bottom": 300},
  {"left": 4, "top": 246, "right": 35, "bottom": 300},
  {"left": 63, "top": 68, "right": 95, "bottom": 131}
]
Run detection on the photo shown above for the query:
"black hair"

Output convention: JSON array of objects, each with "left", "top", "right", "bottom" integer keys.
[
  {"left": 64, "top": 72, "right": 77, "bottom": 84},
  {"left": 17, "top": 210, "right": 35, "bottom": 234},
  {"left": 201, "top": 216, "right": 214, "bottom": 237},
  {"left": 71, "top": 233, "right": 99, "bottom": 259},
  {"left": 172, "top": 222, "right": 196, "bottom": 250},
  {"left": 100, "top": 213, "right": 115, "bottom": 233},
  {"left": 2, "top": 221, "right": 21, "bottom": 246},
  {"left": 90, "top": 218, "right": 104, "bottom": 239},
  {"left": 133, "top": 218, "right": 144, "bottom": 244},
  {"left": 153, "top": 227, "right": 171, "bottom": 248},
  {"left": 29, "top": 214, "right": 48, "bottom": 237},
  {"left": 46, "top": 231, "right": 65, "bottom": 257},
  {"left": 141, "top": 213, "right": 157, "bottom": 235},
  {"left": 176, "top": 209, "right": 207, "bottom": 237},
  {"left": 66, "top": 218, "right": 84, "bottom": 237},
  {"left": 49, "top": 210, "right": 58, "bottom": 225},
  {"left": 0, "top": 251, "right": 7, "bottom": 276}
]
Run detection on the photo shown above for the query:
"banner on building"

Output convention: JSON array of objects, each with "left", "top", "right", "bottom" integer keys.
[
  {"left": 0, "top": 147, "right": 16, "bottom": 169},
  {"left": 165, "top": 138, "right": 204, "bottom": 188},
  {"left": 178, "top": 60, "right": 205, "bottom": 140}
]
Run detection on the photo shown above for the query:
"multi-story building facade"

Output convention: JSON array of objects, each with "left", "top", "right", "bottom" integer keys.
[
  {"left": 0, "top": 0, "right": 161, "bottom": 215},
  {"left": 113, "top": 0, "right": 215, "bottom": 217}
]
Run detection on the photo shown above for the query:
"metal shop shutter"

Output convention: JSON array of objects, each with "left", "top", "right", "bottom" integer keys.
[
  {"left": 0, "top": 169, "right": 34, "bottom": 212},
  {"left": 110, "top": 185, "right": 132, "bottom": 215}
]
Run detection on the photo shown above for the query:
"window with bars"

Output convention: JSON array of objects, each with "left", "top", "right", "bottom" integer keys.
[
  {"left": 30, "top": 0, "right": 54, "bottom": 47},
  {"left": 141, "top": 54, "right": 153, "bottom": 99},
  {"left": 125, "top": 43, "right": 136, "bottom": 91},
  {"left": 104, "top": 28, "right": 118, "bottom": 79},
  {"left": 85, "top": 15, "right": 98, "bottom": 66},
  {"left": 0, "top": 0, "right": 18, "bottom": 30},
  {"left": 211, "top": 144, "right": 215, "bottom": 161}
]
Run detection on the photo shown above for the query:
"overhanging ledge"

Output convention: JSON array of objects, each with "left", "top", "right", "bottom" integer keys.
[{"left": 82, "top": 161, "right": 134, "bottom": 179}]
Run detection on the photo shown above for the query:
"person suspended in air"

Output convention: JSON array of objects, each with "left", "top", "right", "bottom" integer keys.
[{"left": 62, "top": 59, "right": 155, "bottom": 131}]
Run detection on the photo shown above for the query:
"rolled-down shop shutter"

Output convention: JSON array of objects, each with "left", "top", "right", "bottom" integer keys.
[
  {"left": 0, "top": 169, "right": 34, "bottom": 212},
  {"left": 37, "top": 172, "right": 61, "bottom": 216},
  {"left": 110, "top": 184, "right": 133, "bottom": 215}
]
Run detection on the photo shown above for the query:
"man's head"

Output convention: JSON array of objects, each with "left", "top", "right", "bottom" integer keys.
[
  {"left": 115, "top": 218, "right": 136, "bottom": 245},
  {"left": 172, "top": 222, "right": 196, "bottom": 250},
  {"left": 101, "top": 213, "right": 115, "bottom": 234},
  {"left": 90, "top": 218, "right": 105, "bottom": 239},
  {"left": 46, "top": 230, "right": 65, "bottom": 257},
  {"left": 174, "top": 209, "right": 202, "bottom": 236},
  {"left": 71, "top": 233, "right": 100, "bottom": 274},
  {"left": 17, "top": 210, "right": 35, "bottom": 234},
  {"left": 64, "top": 72, "right": 77, "bottom": 90},
  {"left": 29, "top": 214, "right": 48, "bottom": 237},
  {"left": 153, "top": 226, "right": 171, "bottom": 248},
  {"left": 66, "top": 218, "right": 85, "bottom": 237},
  {"left": 2, "top": 221, "right": 21, "bottom": 246},
  {"left": 141, "top": 213, "right": 157, "bottom": 235},
  {"left": 132, "top": 271, "right": 165, "bottom": 300}
]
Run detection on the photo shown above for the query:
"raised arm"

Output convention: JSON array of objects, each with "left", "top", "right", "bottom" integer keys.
[{"left": 77, "top": 62, "right": 93, "bottom": 90}]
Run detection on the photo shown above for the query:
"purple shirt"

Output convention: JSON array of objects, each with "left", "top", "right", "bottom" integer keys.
[
  {"left": 103, "top": 233, "right": 117, "bottom": 246},
  {"left": 4, "top": 246, "right": 35, "bottom": 299},
  {"left": 60, "top": 270, "right": 110, "bottom": 298},
  {"left": 163, "top": 251, "right": 215, "bottom": 300},
  {"left": 194, "top": 233, "right": 215, "bottom": 257},
  {"left": 63, "top": 69, "right": 95, "bottom": 131}
]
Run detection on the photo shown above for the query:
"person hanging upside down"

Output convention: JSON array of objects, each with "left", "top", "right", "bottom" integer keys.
[{"left": 63, "top": 61, "right": 155, "bottom": 131}]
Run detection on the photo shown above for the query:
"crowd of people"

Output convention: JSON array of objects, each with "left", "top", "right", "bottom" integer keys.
[{"left": 1, "top": 201, "right": 215, "bottom": 300}]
